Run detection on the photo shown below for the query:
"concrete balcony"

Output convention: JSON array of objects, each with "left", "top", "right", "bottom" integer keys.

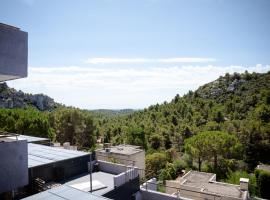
[{"left": 0, "top": 23, "right": 28, "bottom": 82}]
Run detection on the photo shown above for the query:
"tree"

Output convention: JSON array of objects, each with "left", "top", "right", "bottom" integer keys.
[
  {"left": 126, "top": 126, "right": 147, "bottom": 149},
  {"left": 184, "top": 133, "right": 207, "bottom": 171},
  {"left": 145, "top": 152, "right": 168, "bottom": 179},
  {"left": 149, "top": 134, "right": 163, "bottom": 150},
  {"left": 185, "top": 131, "right": 242, "bottom": 172},
  {"left": 50, "top": 108, "right": 95, "bottom": 148}
]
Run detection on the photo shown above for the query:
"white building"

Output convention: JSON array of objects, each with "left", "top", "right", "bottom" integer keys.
[
  {"left": 166, "top": 170, "right": 249, "bottom": 200},
  {"left": 96, "top": 144, "right": 145, "bottom": 170}
]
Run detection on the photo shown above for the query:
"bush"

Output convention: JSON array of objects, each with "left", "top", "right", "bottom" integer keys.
[
  {"left": 255, "top": 169, "right": 270, "bottom": 199},
  {"left": 226, "top": 170, "right": 257, "bottom": 196},
  {"left": 159, "top": 159, "right": 187, "bottom": 182},
  {"left": 145, "top": 152, "right": 168, "bottom": 179}
]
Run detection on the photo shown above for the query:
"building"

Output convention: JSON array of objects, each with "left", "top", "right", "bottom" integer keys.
[
  {"left": 1, "top": 134, "right": 141, "bottom": 199},
  {"left": 0, "top": 23, "right": 28, "bottom": 81},
  {"left": 137, "top": 171, "right": 250, "bottom": 200},
  {"left": 95, "top": 144, "right": 145, "bottom": 170},
  {"left": 0, "top": 23, "right": 28, "bottom": 199},
  {"left": 166, "top": 170, "right": 249, "bottom": 200}
]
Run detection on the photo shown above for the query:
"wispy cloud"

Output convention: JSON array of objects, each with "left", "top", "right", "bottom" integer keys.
[
  {"left": 7, "top": 64, "right": 270, "bottom": 109},
  {"left": 84, "top": 57, "right": 217, "bottom": 64}
]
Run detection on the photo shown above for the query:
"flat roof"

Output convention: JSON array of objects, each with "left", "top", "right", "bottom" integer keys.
[
  {"left": 10, "top": 135, "right": 49, "bottom": 143},
  {"left": 28, "top": 143, "right": 89, "bottom": 168},
  {"left": 180, "top": 171, "right": 243, "bottom": 198},
  {"left": 22, "top": 185, "right": 111, "bottom": 200},
  {"left": 64, "top": 171, "right": 115, "bottom": 196},
  {"left": 96, "top": 144, "right": 143, "bottom": 155}
]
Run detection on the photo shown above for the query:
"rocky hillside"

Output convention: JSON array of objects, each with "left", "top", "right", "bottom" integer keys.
[
  {"left": 0, "top": 82, "right": 58, "bottom": 111},
  {"left": 196, "top": 71, "right": 270, "bottom": 103}
]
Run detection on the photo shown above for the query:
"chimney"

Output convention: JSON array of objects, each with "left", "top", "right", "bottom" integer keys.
[{"left": 240, "top": 178, "right": 249, "bottom": 191}]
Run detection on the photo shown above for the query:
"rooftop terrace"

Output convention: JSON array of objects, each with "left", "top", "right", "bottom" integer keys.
[
  {"left": 180, "top": 171, "right": 246, "bottom": 199},
  {"left": 64, "top": 171, "right": 115, "bottom": 196},
  {"left": 96, "top": 144, "right": 143, "bottom": 155}
]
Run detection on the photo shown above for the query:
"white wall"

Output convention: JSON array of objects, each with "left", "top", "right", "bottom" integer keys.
[{"left": 98, "top": 160, "right": 127, "bottom": 174}]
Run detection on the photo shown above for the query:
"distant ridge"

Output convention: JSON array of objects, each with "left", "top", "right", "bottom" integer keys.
[{"left": 91, "top": 109, "right": 135, "bottom": 117}]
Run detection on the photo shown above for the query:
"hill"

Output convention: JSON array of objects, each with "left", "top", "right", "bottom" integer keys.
[{"left": 96, "top": 71, "right": 270, "bottom": 170}]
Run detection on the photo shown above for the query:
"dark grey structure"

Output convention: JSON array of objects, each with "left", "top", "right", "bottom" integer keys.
[
  {"left": 0, "top": 139, "right": 28, "bottom": 193},
  {"left": 0, "top": 23, "right": 28, "bottom": 82},
  {"left": 22, "top": 185, "right": 111, "bottom": 200},
  {"left": 27, "top": 144, "right": 90, "bottom": 191}
]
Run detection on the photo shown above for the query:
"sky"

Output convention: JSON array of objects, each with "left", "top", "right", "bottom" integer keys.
[{"left": 1, "top": 0, "right": 270, "bottom": 109}]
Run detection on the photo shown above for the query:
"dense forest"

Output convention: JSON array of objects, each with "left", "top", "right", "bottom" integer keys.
[
  {"left": 94, "top": 70, "right": 270, "bottom": 197},
  {"left": 0, "top": 71, "right": 270, "bottom": 197},
  {"left": 96, "top": 71, "right": 270, "bottom": 168}
]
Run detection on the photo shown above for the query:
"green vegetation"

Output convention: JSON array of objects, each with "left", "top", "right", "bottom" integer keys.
[
  {"left": 225, "top": 170, "right": 257, "bottom": 196},
  {"left": 0, "top": 107, "right": 96, "bottom": 149},
  {"left": 91, "top": 109, "right": 135, "bottom": 118},
  {"left": 0, "top": 108, "right": 54, "bottom": 139},
  {"left": 185, "top": 131, "right": 242, "bottom": 172},
  {"left": 49, "top": 108, "right": 96, "bottom": 149},
  {"left": 255, "top": 169, "right": 270, "bottom": 199},
  {"left": 94, "top": 71, "right": 270, "bottom": 197},
  {"left": 1, "top": 71, "right": 270, "bottom": 197}
]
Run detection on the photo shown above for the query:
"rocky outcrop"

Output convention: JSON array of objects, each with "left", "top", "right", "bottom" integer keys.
[
  {"left": 0, "top": 82, "right": 58, "bottom": 111},
  {"left": 227, "top": 79, "right": 246, "bottom": 92}
]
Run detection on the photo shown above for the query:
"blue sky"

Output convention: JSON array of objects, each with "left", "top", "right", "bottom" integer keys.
[{"left": 1, "top": 0, "right": 270, "bottom": 109}]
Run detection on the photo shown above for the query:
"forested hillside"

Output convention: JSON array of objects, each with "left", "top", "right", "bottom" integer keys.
[
  {"left": 95, "top": 71, "right": 270, "bottom": 175},
  {"left": 0, "top": 71, "right": 269, "bottom": 195}
]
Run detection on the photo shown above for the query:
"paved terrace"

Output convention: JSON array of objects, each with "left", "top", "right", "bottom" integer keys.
[{"left": 64, "top": 171, "right": 115, "bottom": 196}]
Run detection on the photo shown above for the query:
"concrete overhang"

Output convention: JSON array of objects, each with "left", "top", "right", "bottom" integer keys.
[{"left": 0, "top": 23, "right": 28, "bottom": 82}]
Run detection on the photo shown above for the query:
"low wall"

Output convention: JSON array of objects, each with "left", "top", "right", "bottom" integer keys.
[
  {"left": 141, "top": 178, "right": 157, "bottom": 191},
  {"left": 114, "top": 168, "right": 139, "bottom": 187},
  {"left": 139, "top": 188, "right": 187, "bottom": 200},
  {"left": 98, "top": 160, "right": 127, "bottom": 174}
]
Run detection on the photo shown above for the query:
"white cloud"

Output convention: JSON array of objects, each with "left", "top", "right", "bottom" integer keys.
[
  {"left": 84, "top": 57, "right": 217, "bottom": 64},
  {"left": 7, "top": 65, "right": 270, "bottom": 109}
]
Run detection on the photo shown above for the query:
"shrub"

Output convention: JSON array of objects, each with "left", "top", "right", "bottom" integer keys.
[
  {"left": 226, "top": 170, "right": 257, "bottom": 196},
  {"left": 255, "top": 169, "right": 270, "bottom": 199}
]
